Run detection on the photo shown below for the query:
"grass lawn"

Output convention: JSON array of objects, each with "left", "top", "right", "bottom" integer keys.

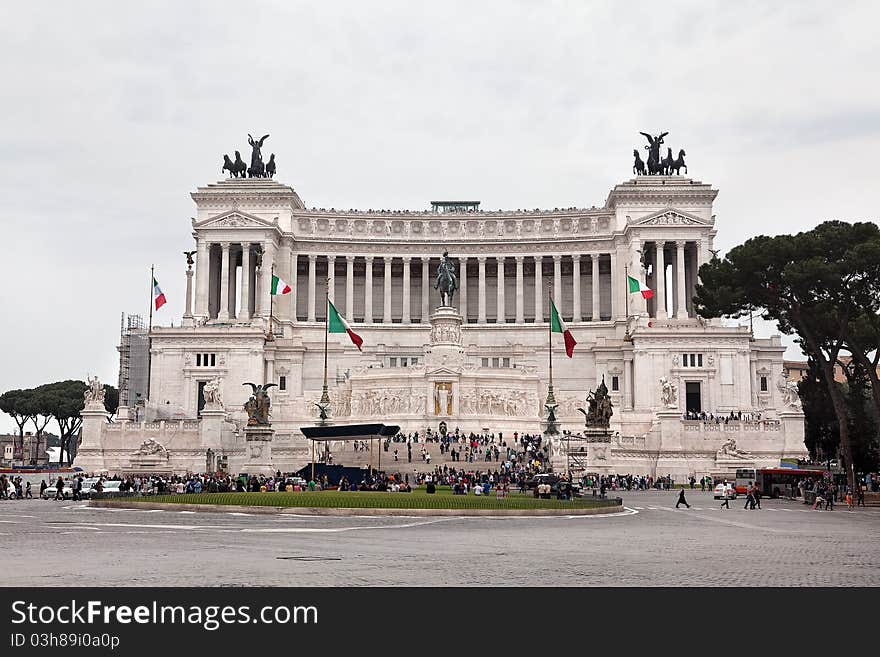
[{"left": 124, "top": 487, "right": 621, "bottom": 510}]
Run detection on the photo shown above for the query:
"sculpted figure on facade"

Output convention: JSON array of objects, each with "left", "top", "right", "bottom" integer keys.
[
  {"left": 659, "top": 376, "right": 678, "bottom": 408},
  {"left": 778, "top": 371, "right": 803, "bottom": 410},
  {"left": 433, "top": 251, "right": 458, "bottom": 307},
  {"left": 243, "top": 382, "right": 276, "bottom": 426},
  {"left": 579, "top": 378, "right": 613, "bottom": 428},
  {"left": 717, "top": 436, "right": 750, "bottom": 460},
  {"left": 203, "top": 378, "right": 223, "bottom": 406},
  {"left": 84, "top": 376, "right": 105, "bottom": 405},
  {"left": 134, "top": 438, "right": 168, "bottom": 457}
]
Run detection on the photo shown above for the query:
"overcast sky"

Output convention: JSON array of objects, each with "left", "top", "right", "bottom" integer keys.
[{"left": 1, "top": 1, "right": 878, "bottom": 433}]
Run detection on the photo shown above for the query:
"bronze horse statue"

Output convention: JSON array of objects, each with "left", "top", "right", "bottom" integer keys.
[
  {"left": 633, "top": 149, "right": 646, "bottom": 176},
  {"left": 222, "top": 154, "right": 235, "bottom": 177},
  {"left": 669, "top": 149, "right": 687, "bottom": 175},
  {"left": 265, "top": 154, "right": 276, "bottom": 178},
  {"left": 661, "top": 147, "right": 675, "bottom": 175},
  {"left": 433, "top": 251, "right": 458, "bottom": 307}
]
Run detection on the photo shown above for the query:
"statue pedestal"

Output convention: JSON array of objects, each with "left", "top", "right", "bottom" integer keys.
[
  {"left": 243, "top": 425, "right": 276, "bottom": 476},
  {"left": 73, "top": 402, "right": 110, "bottom": 474},
  {"left": 199, "top": 405, "right": 226, "bottom": 450},
  {"left": 425, "top": 306, "right": 464, "bottom": 368}
]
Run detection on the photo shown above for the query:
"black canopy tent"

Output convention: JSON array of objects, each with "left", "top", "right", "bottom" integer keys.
[{"left": 299, "top": 423, "right": 401, "bottom": 481}]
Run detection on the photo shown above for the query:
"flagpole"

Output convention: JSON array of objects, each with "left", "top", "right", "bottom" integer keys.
[
  {"left": 545, "top": 283, "right": 556, "bottom": 412},
  {"left": 268, "top": 263, "right": 275, "bottom": 340},
  {"left": 320, "top": 279, "right": 330, "bottom": 407},
  {"left": 147, "top": 264, "right": 154, "bottom": 402},
  {"left": 548, "top": 283, "right": 553, "bottom": 391}
]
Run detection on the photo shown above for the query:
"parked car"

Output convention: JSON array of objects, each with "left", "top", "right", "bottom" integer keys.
[
  {"left": 714, "top": 483, "right": 737, "bottom": 499},
  {"left": 41, "top": 479, "right": 73, "bottom": 499},
  {"left": 89, "top": 480, "right": 123, "bottom": 497},
  {"left": 3, "top": 481, "right": 17, "bottom": 499}
]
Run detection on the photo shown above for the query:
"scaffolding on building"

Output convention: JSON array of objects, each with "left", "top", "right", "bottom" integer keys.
[{"left": 118, "top": 313, "right": 149, "bottom": 410}]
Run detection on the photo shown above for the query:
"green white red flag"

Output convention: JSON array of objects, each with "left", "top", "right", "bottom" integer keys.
[
  {"left": 271, "top": 274, "right": 291, "bottom": 295},
  {"left": 328, "top": 299, "right": 363, "bottom": 351},
  {"left": 627, "top": 274, "right": 654, "bottom": 299},
  {"left": 549, "top": 298, "right": 576, "bottom": 357},
  {"left": 153, "top": 277, "right": 166, "bottom": 311}
]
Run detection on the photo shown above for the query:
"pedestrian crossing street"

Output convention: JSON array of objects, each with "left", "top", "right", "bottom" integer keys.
[{"left": 628, "top": 504, "right": 878, "bottom": 515}]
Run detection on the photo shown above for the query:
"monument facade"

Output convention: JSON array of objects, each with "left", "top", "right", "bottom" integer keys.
[{"left": 76, "top": 135, "right": 806, "bottom": 477}]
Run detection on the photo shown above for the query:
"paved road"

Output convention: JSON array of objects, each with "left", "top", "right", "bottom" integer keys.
[{"left": 1, "top": 491, "right": 877, "bottom": 586}]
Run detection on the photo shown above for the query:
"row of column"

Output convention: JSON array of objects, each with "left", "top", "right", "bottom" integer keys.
[
  {"left": 295, "top": 253, "right": 614, "bottom": 324},
  {"left": 194, "top": 241, "right": 273, "bottom": 320},
  {"left": 650, "top": 240, "right": 691, "bottom": 320}
]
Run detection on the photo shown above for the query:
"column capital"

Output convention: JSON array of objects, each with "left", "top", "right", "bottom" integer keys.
[
  {"left": 552, "top": 254, "right": 562, "bottom": 263},
  {"left": 307, "top": 253, "right": 317, "bottom": 262},
  {"left": 220, "top": 241, "right": 230, "bottom": 249},
  {"left": 571, "top": 254, "right": 581, "bottom": 263},
  {"left": 327, "top": 254, "right": 336, "bottom": 262},
  {"left": 402, "top": 256, "right": 412, "bottom": 264},
  {"left": 346, "top": 254, "right": 356, "bottom": 263},
  {"left": 477, "top": 256, "right": 487, "bottom": 264},
  {"left": 514, "top": 255, "right": 524, "bottom": 263},
  {"left": 534, "top": 255, "right": 542, "bottom": 262},
  {"left": 590, "top": 253, "right": 600, "bottom": 261},
  {"left": 458, "top": 254, "right": 467, "bottom": 261},
  {"left": 364, "top": 255, "right": 374, "bottom": 263},
  {"left": 675, "top": 240, "right": 687, "bottom": 249},
  {"left": 496, "top": 255, "right": 505, "bottom": 264},
  {"left": 383, "top": 255, "right": 393, "bottom": 263}
]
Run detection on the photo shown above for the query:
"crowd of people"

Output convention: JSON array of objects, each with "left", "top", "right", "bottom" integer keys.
[{"left": 683, "top": 410, "right": 764, "bottom": 423}]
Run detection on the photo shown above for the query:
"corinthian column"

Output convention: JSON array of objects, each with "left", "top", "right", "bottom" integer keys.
[
  {"left": 572, "top": 255, "right": 581, "bottom": 322},
  {"left": 327, "top": 255, "right": 336, "bottom": 304},
  {"left": 307, "top": 254, "right": 317, "bottom": 322},
  {"left": 402, "top": 256, "right": 411, "bottom": 323},
  {"left": 364, "top": 256, "right": 374, "bottom": 324},
  {"left": 534, "top": 256, "right": 543, "bottom": 322},
  {"left": 496, "top": 256, "right": 505, "bottom": 324},
  {"left": 655, "top": 242, "right": 667, "bottom": 319},
  {"left": 477, "top": 256, "right": 487, "bottom": 323},
  {"left": 515, "top": 256, "right": 524, "bottom": 323},
  {"left": 458, "top": 256, "right": 467, "bottom": 322},
  {"left": 383, "top": 256, "right": 392, "bottom": 323},
  {"left": 676, "top": 240, "right": 688, "bottom": 319},
  {"left": 553, "top": 255, "right": 562, "bottom": 312},
  {"left": 591, "top": 253, "right": 600, "bottom": 321},
  {"left": 194, "top": 239, "right": 209, "bottom": 318},
  {"left": 421, "top": 257, "right": 430, "bottom": 322},
  {"left": 240, "top": 243, "right": 251, "bottom": 320},
  {"left": 345, "top": 256, "right": 355, "bottom": 320},
  {"left": 218, "top": 242, "right": 230, "bottom": 320}
]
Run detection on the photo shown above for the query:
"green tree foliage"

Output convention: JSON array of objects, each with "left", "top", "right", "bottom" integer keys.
[
  {"left": 0, "top": 389, "right": 30, "bottom": 458},
  {"left": 2, "top": 381, "right": 116, "bottom": 465},
  {"left": 798, "top": 359, "right": 879, "bottom": 473},
  {"left": 695, "top": 220, "right": 880, "bottom": 489},
  {"left": 39, "top": 380, "right": 87, "bottom": 465}
]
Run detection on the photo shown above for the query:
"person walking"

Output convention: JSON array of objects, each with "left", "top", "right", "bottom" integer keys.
[
  {"left": 856, "top": 486, "right": 866, "bottom": 508},
  {"left": 744, "top": 482, "right": 756, "bottom": 510},
  {"left": 676, "top": 488, "right": 691, "bottom": 509},
  {"left": 25, "top": 481, "right": 32, "bottom": 499},
  {"left": 54, "top": 476, "right": 65, "bottom": 501},
  {"left": 720, "top": 484, "right": 730, "bottom": 509}
]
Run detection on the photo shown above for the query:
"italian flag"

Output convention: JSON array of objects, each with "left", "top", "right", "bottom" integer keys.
[
  {"left": 270, "top": 274, "right": 291, "bottom": 295},
  {"left": 549, "top": 298, "right": 576, "bottom": 358},
  {"left": 328, "top": 299, "right": 363, "bottom": 351},
  {"left": 627, "top": 274, "right": 654, "bottom": 299},
  {"left": 153, "top": 277, "right": 166, "bottom": 311}
]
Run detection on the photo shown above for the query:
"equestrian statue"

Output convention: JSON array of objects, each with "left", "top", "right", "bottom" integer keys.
[{"left": 433, "top": 251, "right": 458, "bottom": 307}]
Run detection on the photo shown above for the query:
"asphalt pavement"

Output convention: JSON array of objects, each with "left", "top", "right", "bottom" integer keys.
[{"left": 1, "top": 489, "right": 877, "bottom": 586}]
